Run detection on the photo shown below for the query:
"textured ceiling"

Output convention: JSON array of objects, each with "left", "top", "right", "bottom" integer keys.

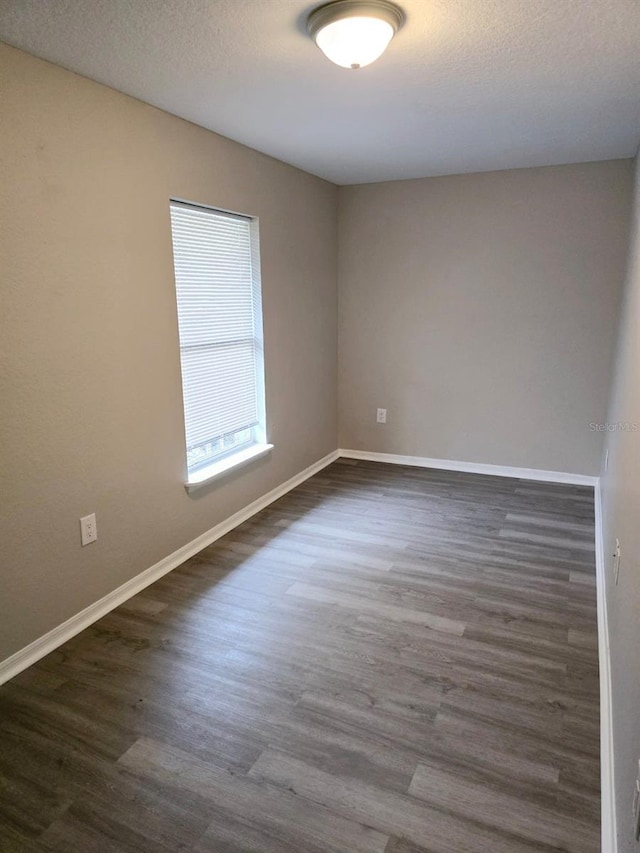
[{"left": 1, "top": 0, "right": 639, "bottom": 184}]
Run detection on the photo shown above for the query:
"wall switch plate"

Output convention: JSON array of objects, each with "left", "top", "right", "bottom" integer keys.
[
  {"left": 376, "top": 408, "right": 387, "bottom": 424},
  {"left": 633, "top": 760, "right": 640, "bottom": 842},
  {"left": 80, "top": 513, "right": 97, "bottom": 546},
  {"left": 614, "top": 538, "right": 621, "bottom": 585}
]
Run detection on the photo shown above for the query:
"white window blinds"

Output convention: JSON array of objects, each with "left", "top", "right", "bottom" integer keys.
[{"left": 169, "top": 200, "right": 265, "bottom": 474}]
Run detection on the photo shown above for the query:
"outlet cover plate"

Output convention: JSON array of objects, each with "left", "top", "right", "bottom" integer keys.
[{"left": 80, "top": 513, "right": 97, "bottom": 547}]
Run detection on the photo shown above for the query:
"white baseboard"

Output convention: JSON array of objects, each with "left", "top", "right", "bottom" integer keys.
[
  {"left": 338, "top": 449, "right": 598, "bottom": 487},
  {"left": 0, "top": 449, "right": 339, "bottom": 686},
  {"left": 594, "top": 481, "right": 617, "bottom": 853}
]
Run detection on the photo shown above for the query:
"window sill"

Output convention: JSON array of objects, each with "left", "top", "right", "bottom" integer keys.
[{"left": 184, "top": 443, "right": 274, "bottom": 493}]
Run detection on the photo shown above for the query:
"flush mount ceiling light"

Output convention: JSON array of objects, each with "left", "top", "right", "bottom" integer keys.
[{"left": 307, "top": 0, "right": 404, "bottom": 69}]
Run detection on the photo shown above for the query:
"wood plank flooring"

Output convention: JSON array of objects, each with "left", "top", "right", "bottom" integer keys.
[{"left": 0, "top": 460, "right": 600, "bottom": 852}]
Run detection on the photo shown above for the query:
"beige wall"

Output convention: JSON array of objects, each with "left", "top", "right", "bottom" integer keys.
[
  {"left": 338, "top": 162, "right": 632, "bottom": 475},
  {"left": 0, "top": 44, "right": 338, "bottom": 662},
  {"left": 600, "top": 155, "right": 640, "bottom": 852}
]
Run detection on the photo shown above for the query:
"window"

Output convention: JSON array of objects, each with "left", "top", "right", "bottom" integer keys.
[{"left": 169, "top": 200, "right": 270, "bottom": 489}]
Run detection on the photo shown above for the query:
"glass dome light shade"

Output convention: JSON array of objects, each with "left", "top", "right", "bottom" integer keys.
[
  {"left": 307, "top": 1, "right": 404, "bottom": 70},
  {"left": 314, "top": 16, "right": 395, "bottom": 69}
]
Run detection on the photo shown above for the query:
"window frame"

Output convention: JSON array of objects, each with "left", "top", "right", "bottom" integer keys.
[{"left": 169, "top": 198, "right": 271, "bottom": 492}]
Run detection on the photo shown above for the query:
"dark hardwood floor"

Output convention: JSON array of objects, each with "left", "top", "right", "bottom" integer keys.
[{"left": 0, "top": 460, "right": 600, "bottom": 852}]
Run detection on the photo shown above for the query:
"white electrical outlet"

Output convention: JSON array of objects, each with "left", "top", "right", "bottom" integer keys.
[
  {"left": 376, "top": 408, "right": 387, "bottom": 424},
  {"left": 80, "top": 513, "right": 98, "bottom": 547},
  {"left": 613, "top": 538, "right": 621, "bottom": 585}
]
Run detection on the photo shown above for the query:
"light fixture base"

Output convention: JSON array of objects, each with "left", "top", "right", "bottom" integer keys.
[
  {"left": 306, "top": 0, "right": 405, "bottom": 43},
  {"left": 307, "top": 0, "right": 404, "bottom": 69}
]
